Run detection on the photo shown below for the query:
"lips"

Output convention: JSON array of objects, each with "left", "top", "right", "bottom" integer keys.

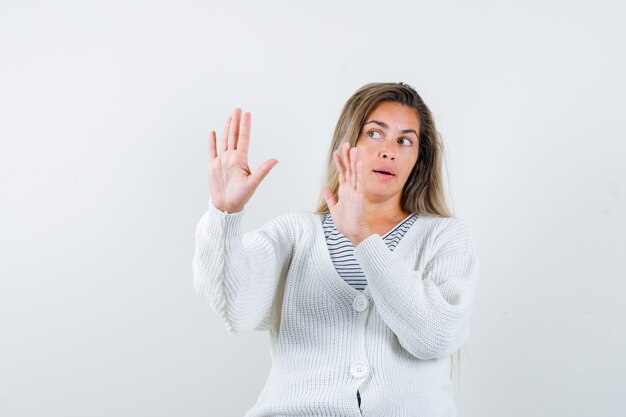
[
  {"left": 373, "top": 169, "right": 395, "bottom": 176},
  {"left": 373, "top": 170, "right": 395, "bottom": 180}
]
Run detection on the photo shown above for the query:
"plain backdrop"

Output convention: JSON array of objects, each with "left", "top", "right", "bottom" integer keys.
[{"left": 1, "top": 0, "right": 625, "bottom": 416}]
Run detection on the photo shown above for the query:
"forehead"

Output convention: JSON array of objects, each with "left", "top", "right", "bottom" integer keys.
[{"left": 366, "top": 101, "right": 420, "bottom": 129}]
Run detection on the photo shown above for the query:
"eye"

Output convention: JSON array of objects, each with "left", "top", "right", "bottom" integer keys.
[
  {"left": 398, "top": 137, "right": 413, "bottom": 146},
  {"left": 368, "top": 130, "right": 382, "bottom": 139}
]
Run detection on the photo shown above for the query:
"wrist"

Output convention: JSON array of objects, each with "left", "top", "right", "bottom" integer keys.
[
  {"left": 210, "top": 200, "right": 244, "bottom": 214},
  {"left": 220, "top": 206, "right": 244, "bottom": 214},
  {"left": 350, "top": 229, "right": 375, "bottom": 247}
]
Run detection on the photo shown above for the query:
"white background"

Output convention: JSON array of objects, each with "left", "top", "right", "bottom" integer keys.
[{"left": 1, "top": 0, "right": 624, "bottom": 416}]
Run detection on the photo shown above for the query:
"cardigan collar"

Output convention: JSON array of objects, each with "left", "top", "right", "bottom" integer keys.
[{"left": 311, "top": 212, "right": 421, "bottom": 302}]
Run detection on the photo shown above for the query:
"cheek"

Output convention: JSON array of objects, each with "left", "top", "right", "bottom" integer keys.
[
  {"left": 355, "top": 146, "right": 373, "bottom": 161},
  {"left": 401, "top": 160, "right": 418, "bottom": 180}
]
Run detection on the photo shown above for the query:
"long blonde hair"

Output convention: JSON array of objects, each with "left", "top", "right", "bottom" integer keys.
[{"left": 314, "top": 81, "right": 464, "bottom": 385}]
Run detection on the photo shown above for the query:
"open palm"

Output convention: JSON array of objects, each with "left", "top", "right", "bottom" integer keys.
[
  {"left": 322, "top": 142, "right": 372, "bottom": 244},
  {"left": 208, "top": 108, "right": 278, "bottom": 213}
]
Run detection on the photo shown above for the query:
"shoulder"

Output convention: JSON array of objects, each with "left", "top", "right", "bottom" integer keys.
[
  {"left": 259, "top": 209, "right": 322, "bottom": 242},
  {"left": 419, "top": 215, "right": 476, "bottom": 257}
]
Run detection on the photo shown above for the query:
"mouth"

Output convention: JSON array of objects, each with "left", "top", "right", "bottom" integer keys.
[
  {"left": 372, "top": 170, "right": 395, "bottom": 178},
  {"left": 373, "top": 169, "right": 395, "bottom": 176}
]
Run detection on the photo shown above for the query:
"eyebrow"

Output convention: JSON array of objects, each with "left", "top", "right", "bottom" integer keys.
[{"left": 363, "top": 120, "right": 418, "bottom": 137}]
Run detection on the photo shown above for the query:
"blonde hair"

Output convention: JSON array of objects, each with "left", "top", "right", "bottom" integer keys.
[{"left": 314, "top": 81, "right": 464, "bottom": 385}]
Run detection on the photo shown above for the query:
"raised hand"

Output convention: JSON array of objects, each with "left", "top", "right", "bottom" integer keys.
[
  {"left": 208, "top": 108, "right": 279, "bottom": 213},
  {"left": 322, "top": 142, "right": 373, "bottom": 246}
]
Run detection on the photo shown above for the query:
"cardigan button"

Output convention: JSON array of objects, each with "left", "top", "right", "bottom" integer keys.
[
  {"left": 350, "top": 361, "right": 369, "bottom": 378},
  {"left": 353, "top": 294, "right": 369, "bottom": 312}
]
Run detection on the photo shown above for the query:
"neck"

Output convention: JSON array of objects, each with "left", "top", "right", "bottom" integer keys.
[{"left": 364, "top": 195, "right": 407, "bottom": 225}]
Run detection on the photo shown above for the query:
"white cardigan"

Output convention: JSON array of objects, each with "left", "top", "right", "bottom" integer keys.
[{"left": 192, "top": 199, "right": 480, "bottom": 417}]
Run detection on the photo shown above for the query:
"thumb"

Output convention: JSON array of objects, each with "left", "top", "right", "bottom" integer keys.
[
  {"left": 322, "top": 187, "right": 337, "bottom": 209},
  {"left": 250, "top": 159, "right": 279, "bottom": 188}
]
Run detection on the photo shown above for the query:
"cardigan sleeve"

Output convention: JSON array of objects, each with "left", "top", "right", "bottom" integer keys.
[
  {"left": 192, "top": 199, "right": 296, "bottom": 334},
  {"left": 353, "top": 217, "right": 480, "bottom": 360}
]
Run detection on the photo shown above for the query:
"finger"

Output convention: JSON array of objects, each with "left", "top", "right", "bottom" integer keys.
[
  {"left": 250, "top": 158, "right": 279, "bottom": 188},
  {"left": 333, "top": 150, "right": 346, "bottom": 184},
  {"left": 356, "top": 160, "right": 364, "bottom": 193},
  {"left": 342, "top": 142, "right": 351, "bottom": 180},
  {"left": 228, "top": 108, "right": 241, "bottom": 151},
  {"left": 221, "top": 116, "right": 231, "bottom": 153},
  {"left": 322, "top": 187, "right": 337, "bottom": 209},
  {"left": 209, "top": 130, "right": 217, "bottom": 159},
  {"left": 350, "top": 147, "right": 358, "bottom": 188},
  {"left": 237, "top": 111, "right": 251, "bottom": 154}
]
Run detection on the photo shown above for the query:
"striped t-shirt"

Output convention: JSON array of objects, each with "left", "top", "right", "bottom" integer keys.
[{"left": 321, "top": 211, "right": 419, "bottom": 292}]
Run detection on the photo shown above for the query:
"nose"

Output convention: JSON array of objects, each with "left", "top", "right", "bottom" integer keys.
[{"left": 378, "top": 141, "right": 396, "bottom": 160}]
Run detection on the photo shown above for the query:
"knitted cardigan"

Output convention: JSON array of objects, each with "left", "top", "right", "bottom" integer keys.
[{"left": 192, "top": 199, "right": 480, "bottom": 417}]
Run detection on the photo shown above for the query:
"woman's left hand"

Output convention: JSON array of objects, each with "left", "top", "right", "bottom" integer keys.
[{"left": 322, "top": 142, "right": 374, "bottom": 247}]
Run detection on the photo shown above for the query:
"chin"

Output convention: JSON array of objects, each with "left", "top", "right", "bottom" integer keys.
[{"left": 364, "top": 189, "right": 398, "bottom": 201}]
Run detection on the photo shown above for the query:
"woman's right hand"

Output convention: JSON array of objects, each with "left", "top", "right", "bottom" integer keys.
[{"left": 208, "top": 108, "right": 279, "bottom": 213}]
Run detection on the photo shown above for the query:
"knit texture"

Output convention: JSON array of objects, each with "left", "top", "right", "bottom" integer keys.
[
  {"left": 322, "top": 211, "right": 419, "bottom": 291},
  {"left": 192, "top": 199, "right": 480, "bottom": 417},
  {"left": 322, "top": 211, "right": 419, "bottom": 410}
]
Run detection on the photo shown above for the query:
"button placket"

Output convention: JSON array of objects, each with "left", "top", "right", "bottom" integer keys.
[
  {"left": 352, "top": 294, "right": 369, "bottom": 312},
  {"left": 350, "top": 361, "right": 368, "bottom": 378},
  {"left": 351, "top": 293, "right": 371, "bottom": 381}
]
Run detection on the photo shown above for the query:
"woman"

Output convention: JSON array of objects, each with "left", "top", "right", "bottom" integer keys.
[{"left": 193, "top": 82, "right": 480, "bottom": 417}]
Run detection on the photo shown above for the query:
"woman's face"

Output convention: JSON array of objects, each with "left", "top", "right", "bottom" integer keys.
[{"left": 355, "top": 101, "right": 420, "bottom": 204}]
